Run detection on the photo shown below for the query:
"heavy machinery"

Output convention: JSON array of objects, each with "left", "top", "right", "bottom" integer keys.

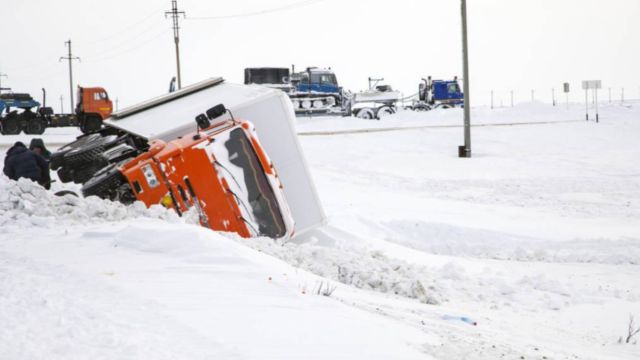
[
  {"left": 0, "top": 86, "right": 112, "bottom": 135},
  {"left": 244, "top": 66, "right": 349, "bottom": 115},
  {"left": 51, "top": 78, "right": 326, "bottom": 238},
  {"left": 408, "top": 77, "right": 464, "bottom": 111}
]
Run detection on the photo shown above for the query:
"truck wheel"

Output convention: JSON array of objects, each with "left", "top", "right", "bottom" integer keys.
[
  {"left": 63, "top": 134, "right": 119, "bottom": 167},
  {"left": 25, "top": 118, "right": 46, "bottom": 135},
  {"left": 82, "top": 163, "right": 126, "bottom": 200},
  {"left": 57, "top": 168, "right": 74, "bottom": 183},
  {"left": 376, "top": 106, "right": 395, "bottom": 119},
  {"left": 1, "top": 116, "right": 21, "bottom": 135},
  {"left": 356, "top": 108, "right": 375, "bottom": 120},
  {"left": 50, "top": 133, "right": 104, "bottom": 170},
  {"left": 82, "top": 116, "right": 102, "bottom": 134},
  {"left": 72, "top": 162, "right": 106, "bottom": 184}
]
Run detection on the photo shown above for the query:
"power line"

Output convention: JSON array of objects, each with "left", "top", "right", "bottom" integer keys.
[
  {"left": 80, "top": 8, "right": 166, "bottom": 46},
  {"left": 86, "top": 28, "right": 171, "bottom": 63},
  {"left": 165, "top": 0, "right": 185, "bottom": 89},
  {"left": 187, "top": 0, "right": 325, "bottom": 20}
]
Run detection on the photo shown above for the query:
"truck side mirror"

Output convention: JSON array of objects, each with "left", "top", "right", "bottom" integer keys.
[
  {"left": 206, "top": 104, "right": 226, "bottom": 120},
  {"left": 195, "top": 114, "right": 210, "bottom": 130}
]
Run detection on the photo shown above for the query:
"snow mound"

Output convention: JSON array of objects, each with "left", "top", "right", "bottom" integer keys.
[
  {"left": 0, "top": 177, "right": 181, "bottom": 231},
  {"left": 237, "top": 234, "right": 441, "bottom": 305}
]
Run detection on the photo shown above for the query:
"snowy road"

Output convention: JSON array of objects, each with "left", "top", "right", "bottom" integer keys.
[{"left": 1, "top": 103, "right": 639, "bottom": 359}]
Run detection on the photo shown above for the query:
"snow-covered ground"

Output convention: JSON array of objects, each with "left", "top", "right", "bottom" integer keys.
[{"left": 1, "top": 102, "right": 639, "bottom": 359}]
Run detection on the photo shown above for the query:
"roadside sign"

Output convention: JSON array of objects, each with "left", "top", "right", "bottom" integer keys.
[{"left": 582, "top": 80, "right": 601, "bottom": 90}]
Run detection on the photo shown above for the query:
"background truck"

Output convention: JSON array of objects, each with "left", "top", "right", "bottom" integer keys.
[
  {"left": 350, "top": 77, "right": 402, "bottom": 120},
  {"left": 244, "top": 66, "right": 349, "bottom": 116},
  {"left": 408, "top": 76, "right": 464, "bottom": 111},
  {"left": 52, "top": 78, "right": 326, "bottom": 238},
  {"left": 0, "top": 86, "right": 112, "bottom": 135}
]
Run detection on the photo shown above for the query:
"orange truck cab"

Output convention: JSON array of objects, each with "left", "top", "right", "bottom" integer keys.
[
  {"left": 77, "top": 87, "right": 113, "bottom": 120},
  {"left": 118, "top": 117, "right": 295, "bottom": 239}
]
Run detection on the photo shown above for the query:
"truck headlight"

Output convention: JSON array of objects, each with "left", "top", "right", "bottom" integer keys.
[{"left": 142, "top": 164, "right": 160, "bottom": 188}]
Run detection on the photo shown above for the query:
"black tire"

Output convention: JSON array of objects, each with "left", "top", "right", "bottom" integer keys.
[
  {"left": 82, "top": 116, "right": 102, "bottom": 134},
  {"left": 50, "top": 133, "right": 104, "bottom": 170},
  {"left": 1, "top": 115, "right": 21, "bottom": 135},
  {"left": 26, "top": 118, "right": 46, "bottom": 135},
  {"left": 63, "top": 134, "right": 119, "bottom": 168},
  {"left": 82, "top": 163, "right": 126, "bottom": 199},
  {"left": 57, "top": 168, "right": 74, "bottom": 183},
  {"left": 356, "top": 108, "right": 375, "bottom": 120},
  {"left": 72, "top": 161, "right": 107, "bottom": 184},
  {"left": 54, "top": 190, "right": 78, "bottom": 197}
]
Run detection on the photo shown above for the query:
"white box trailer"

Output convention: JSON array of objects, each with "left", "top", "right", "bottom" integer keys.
[{"left": 105, "top": 78, "right": 326, "bottom": 236}]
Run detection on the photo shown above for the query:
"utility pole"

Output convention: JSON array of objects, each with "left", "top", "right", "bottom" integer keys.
[
  {"left": 0, "top": 72, "right": 7, "bottom": 94},
  {"left": 490, "top": 90, "right": 494, "bottom": 109},
  {"left": 165, "top": 0, "right": 185, "bottom": 90},
  {"left": 459, "top": 0, "right": 471, "bottom": 158},
  {"left": 59, "top": 95, "right": 64, "bottom": 113},
  {"left": 59, "top": 40, "right": 80, "bottom": 112}
]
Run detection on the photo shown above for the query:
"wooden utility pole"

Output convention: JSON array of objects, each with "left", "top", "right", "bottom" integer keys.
[
  {"left": 59, "top": 40, "right": 80, "bottom": 112},
  {"left": 165, "top": 0, "right": 186, "bottom": 89}
]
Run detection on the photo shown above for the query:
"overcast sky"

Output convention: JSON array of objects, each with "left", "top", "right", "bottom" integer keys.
[{"left": 2, "top": 0, "right": 639, "bottom": 111}]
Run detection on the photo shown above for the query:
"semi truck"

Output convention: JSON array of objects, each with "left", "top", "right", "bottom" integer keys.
[
  {"left": 408, "top": 77, "right": 464, "bottom": 111},
  {"left": 0, "top": 86, "right": 112, "bottom": 135},
  {"left": 51, "top": 78, "right": 326, "bottom": 239}
]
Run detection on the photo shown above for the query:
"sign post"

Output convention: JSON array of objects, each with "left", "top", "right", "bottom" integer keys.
[{"left": 582, "top": 80, "right": 601, "bottom": 122}]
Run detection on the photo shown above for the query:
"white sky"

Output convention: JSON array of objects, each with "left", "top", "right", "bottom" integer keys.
[{"left": 2, "top": 0, "right": 639, "bottom": 111}]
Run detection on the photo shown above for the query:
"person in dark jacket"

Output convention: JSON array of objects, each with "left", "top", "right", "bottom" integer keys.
[
  {"left": 3, "top": 141, "right": 51, "bottom": 189},
  {"left": 29, "top": 138, "right": 51, "bottom": 161}
]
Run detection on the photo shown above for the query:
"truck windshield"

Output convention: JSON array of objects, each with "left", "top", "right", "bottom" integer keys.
[
  {"left": 310, "top": 73, "right": 337, "bottom": 86},
  {"left": 447, "top": 83, "right": 460, "bottom": 94},
  {"left": 214, "top": 128, "right": 286, "bottom": 238}
]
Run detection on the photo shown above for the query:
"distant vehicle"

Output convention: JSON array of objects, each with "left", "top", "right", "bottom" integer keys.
[
  {"left": 0, "top": 86, "right": 113, "bottom": 135},
  {"left": 244, "top": 66, "right": 349, "bottom": 115},
  {"left": 409, "top": 77, "right": 464, "bottom": 111},
  {"left": 351, "top": 78, "right": 402, "bottom": 120}
]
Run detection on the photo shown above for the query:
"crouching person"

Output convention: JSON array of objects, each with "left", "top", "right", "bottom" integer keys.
[{"left": 3, "top": 141, "right": 51, "bottom": 189}]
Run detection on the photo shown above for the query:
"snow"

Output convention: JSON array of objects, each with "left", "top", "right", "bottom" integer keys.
[{"left": 1, "top": 102, "right": 639, "bottom": 359}]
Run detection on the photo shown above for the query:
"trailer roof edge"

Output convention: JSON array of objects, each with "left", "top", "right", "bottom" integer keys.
[{"left": 110, "top": 77, "right": 225, "bottom": 120}]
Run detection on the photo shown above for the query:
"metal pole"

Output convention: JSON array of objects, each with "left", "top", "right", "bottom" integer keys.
[
  {"left": 459, "top": 0, "right": 471, "bottom": 158},
  {"left": 491, "top": 90, "right": 494, "bottom": 109},
  {"left": 0, "top": 72, "right": 7, "bottom": 94},
  {"left": 595, "top": 87, "right": 599, "bottom": 123},
  {"left": 166, "top": 0, "right": 185, "bottom": 90},
  {"left": 59, "top": 95, "right": 64, "bottom": 113},
  {"left": 552, "top": 88, "right": 555, "bottom": 106},
  {"left": 585, "top": 89, "right": 588, "bottom": 121}
]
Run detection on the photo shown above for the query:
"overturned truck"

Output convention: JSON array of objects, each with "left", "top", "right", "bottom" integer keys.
[{"left": 51, "top": 78, "right": 326, "bottom": 239}]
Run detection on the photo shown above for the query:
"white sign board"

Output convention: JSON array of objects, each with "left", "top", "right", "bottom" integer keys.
[{"left": 582, "top": 80, "right": 602, "bottom": 90}]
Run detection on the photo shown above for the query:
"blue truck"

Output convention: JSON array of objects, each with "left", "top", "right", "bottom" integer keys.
[
  {"left": 409, "top": 77, "right": 465, "bottom": 111},
  {"left": 244, "top": 67, "right": 348, "bottom": 115}
]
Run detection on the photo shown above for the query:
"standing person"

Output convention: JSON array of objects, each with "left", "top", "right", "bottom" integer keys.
[
  {"left": 3, "top": 141, "right": 51, "bottom": 189},
  {"left": 29, "top": 138, "right": 51, "bottom": 161}
]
